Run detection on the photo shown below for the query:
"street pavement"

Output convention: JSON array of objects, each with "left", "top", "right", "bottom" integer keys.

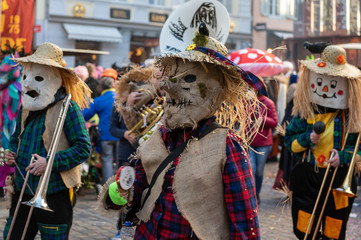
[{"left": 1, "top": 161, "right": 360, "bottom": 239}]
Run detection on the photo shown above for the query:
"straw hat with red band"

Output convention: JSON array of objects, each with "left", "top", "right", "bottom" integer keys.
[
  {"left": 300, "top": 45, "right": 361, "bottom": 79},
  {"left": 11, "top": 42, "right": 91, "bottom": 109}
]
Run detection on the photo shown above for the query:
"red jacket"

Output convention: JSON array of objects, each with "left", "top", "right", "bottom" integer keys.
[{"left": 251, "top": 95, "right": 278, "bottom": 147}]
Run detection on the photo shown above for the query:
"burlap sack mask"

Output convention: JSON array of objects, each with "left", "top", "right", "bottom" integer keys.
[{"left": 157, "top": 23, "right": 267, "bottom": 140}]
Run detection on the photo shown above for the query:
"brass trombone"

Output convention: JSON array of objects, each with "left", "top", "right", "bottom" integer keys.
[
  {"left": 7, "top": 94, "right": 72, "bottom": 240},
  {"left": 304, "top": 132, "right": 361, "bottom": 240}
]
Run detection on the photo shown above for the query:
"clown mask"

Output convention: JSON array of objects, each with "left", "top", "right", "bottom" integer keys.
[
  {"left": 21, "top": 63, "right": 62, "bottom": 111},
  {"left": 161, "top": 60, "right": 225, "bottom": 129},
  {"left": 309, "top": 71, "right": 348, "bottom": 109}
]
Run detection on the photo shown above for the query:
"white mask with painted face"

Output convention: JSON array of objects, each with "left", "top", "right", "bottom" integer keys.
[
  {"left": 161, "top": 60, "right": 225, "bottom": 129},
  {"left": 309, "top": 71, "right": 348, "bottom": 109},
  {"left": 21, "top": 63, "right": 62, "bottom": 111}
]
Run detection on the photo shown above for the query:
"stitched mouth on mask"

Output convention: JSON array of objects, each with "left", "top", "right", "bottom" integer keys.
[
  {"left": 26, "top": 90, "right": 39, "bottom": 98},
  {"left": 166, "top": 98, "right": 193, "bottom": 108}
]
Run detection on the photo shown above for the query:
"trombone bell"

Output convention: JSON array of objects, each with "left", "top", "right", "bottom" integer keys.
[
  {"left": 22, "top": 196, "right": 53, "bottom": 212},
  {"left": 334, "top": 186, "right": 355, "bottom": 198},
  {"left": 333, "top": 132, "right": 361, "bottom": 199}
]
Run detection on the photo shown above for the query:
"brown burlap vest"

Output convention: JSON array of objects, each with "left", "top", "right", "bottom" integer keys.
[
  {"left": 19, "top": 101, "right": 82, "bottom": 188},
  {"left": 136, "top": 127, "right": 230, "bottom": 240}
]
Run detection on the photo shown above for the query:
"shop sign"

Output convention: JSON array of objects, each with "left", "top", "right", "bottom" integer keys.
[
  {"left": 131, "top": 36, "right": 145, "bottom": 43},
  {"left": 254, "top": 23, "right": 267, "bottom": 31},
  {"left": 149, "top": 12, "right": 168, "bottom": 23},
  {"left": 144, "top": 38, "right": 159, "bottom": 47},
  {"left": 110, "top": 8, "right": 131, "bottom": 20},
  {"left": 1, "top": 0, "right": 35, "bottom": 53},
  {"left": 34, "top": 24, "right": 41, "bottom": 33}
]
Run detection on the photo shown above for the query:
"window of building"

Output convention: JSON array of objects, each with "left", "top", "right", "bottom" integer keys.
[
  {"left": 217, "top": 0, "right": 233, "bottom": 14},
  {"left": 184, "top": 0, "right": 233, "bottom": 14},
  {"left": 261, "top": 0, "right": 300, "bottom": 19},
  {"left": 149, "top": 0, "right": 165, "bottom": 5}
]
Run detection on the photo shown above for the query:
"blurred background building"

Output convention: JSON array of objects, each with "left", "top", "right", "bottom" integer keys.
[
  {"left": 2, "top": 0, "right": 361, "bottom": 68},
  {"left": 252, "top": 0, "right": 298, "bottom": 60},
  {"left": 287, "top": 0, "right": 361, "bottom": 68},
  {"left": 29, "top": 0, "right": 254, "bottom": 68}
]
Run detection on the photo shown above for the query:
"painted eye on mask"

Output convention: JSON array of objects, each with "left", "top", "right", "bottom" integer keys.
[
  {"left": 184, "top": 74, "right": 196, "bottom": 83},
  {"left": 317, "top": 78, "right": 322, "bottom": 86},
  {"left": 35, "top": 76, "right": 44, "bottom": 82},
  {"left": 330, "top": 80, "right": 337, "bottom": 88}
]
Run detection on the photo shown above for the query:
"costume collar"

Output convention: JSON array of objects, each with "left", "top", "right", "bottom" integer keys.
[
  {"left": 162, "top": 117, "right": 215, "bottom": 149},
  {"left": 101, "top": 88, "right": 115, "bottom": 95}
]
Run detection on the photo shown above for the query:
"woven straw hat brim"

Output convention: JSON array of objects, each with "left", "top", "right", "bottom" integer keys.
[
  {"left": 12, "top": 54, "right": 67, "bottom": 69},
  {"left": 12, "top": 55, "right": 79, "bottom": 79},
  {"left": 300, "top": 59, "right": 361, "bottom": 79},
  {"left": 160, "top": 50, "right": 240, "bottom": 74}
]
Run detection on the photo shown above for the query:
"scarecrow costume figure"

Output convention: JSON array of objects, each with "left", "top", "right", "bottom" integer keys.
[
  {"left": 285, "top": 44, "right": 361, "bottom": 240},
  {"left": 113, "top": 66, "right": 161, "bottom": 142},
  {"left": 96, "top": 67, "right": 160, "bottom": 215},
  {"left": 3, "top": 42, "right": 91, "bottom": 240},
  {"left": 117, "top": 23, "right": 265, "bottom": 240}
]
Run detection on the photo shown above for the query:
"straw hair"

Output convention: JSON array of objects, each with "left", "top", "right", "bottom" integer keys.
[
  {"left": 292, "top": 65, "right": 312, "bottom": 119},
  {"left": 215, "top": 67, "right": 260, "bottom": 144},
  {"left": 347, "top": 78, "right": 361, "bottom": 132},
  {"left": 293, "top": 64, "right": 361, "bottom": 133},
  {"left": 60, "top": 69, "right": 92, "bottom": 109}
]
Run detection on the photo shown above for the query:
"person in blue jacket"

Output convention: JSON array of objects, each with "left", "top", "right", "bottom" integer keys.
[{"left": 82, "top": 76, "right": 119, "bottom": 183}]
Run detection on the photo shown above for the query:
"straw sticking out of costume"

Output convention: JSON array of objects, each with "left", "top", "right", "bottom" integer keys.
[
  {"left": 245, "top": 45, "right": 287, "bottom": 72},
  {"left": 214, "top": 67, "right": 262, "bottom": 145},
  {"left": 274, "top": 179, "right": 292, "bottom": 213}
]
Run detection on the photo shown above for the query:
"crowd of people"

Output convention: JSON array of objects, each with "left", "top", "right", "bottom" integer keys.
[{"left": 0, "top": 30, "right": 360, "bottom": 240}]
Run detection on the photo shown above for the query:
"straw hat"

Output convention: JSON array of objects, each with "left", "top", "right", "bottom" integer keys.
[
  {"left": 158, "top": 23, "right": 268, "bottom": 96},
  {"left": 12, "top": 42, "right": 68, "bottom": 69},
  {"left": 300, "top": 45, "right": 361, "bottom": 79}
]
